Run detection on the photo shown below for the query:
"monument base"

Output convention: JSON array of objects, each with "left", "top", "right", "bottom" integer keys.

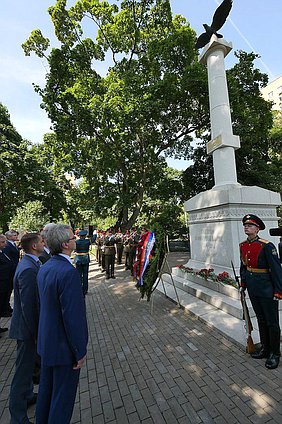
[{"left": 184, "top": 184, "right": 281, "bottom": 275}]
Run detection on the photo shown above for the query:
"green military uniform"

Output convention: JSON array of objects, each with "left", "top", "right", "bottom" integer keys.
[
  {"left": 115, "top": 232, "right": 124, "bottom": 265},
  {"left": 74, "top": 230, "right": 91, "bottom": 295},
  {"left": 103, "top": 232, "right": 116, "bottom": 279}
]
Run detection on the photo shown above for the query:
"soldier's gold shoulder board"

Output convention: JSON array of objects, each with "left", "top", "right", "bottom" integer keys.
[{"left": 258, "top": 238, "right": 269, "bottom": 244}]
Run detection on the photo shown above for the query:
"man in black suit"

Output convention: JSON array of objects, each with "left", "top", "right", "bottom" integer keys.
[
  {"left": 0, "top": 234, "right": 14, "bottom": 335},
  {"left": 9, "top": 232, "right": 45, "bottom": 424},
  {"left": 3, "top": 230, "right": 20, "bottom": 316},
  {"left": 39, "top": 223, "right": 55, "bottom": 264}
]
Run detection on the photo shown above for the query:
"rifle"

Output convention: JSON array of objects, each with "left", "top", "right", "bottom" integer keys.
[{"left": 231, "top": 261, "right": 255, "bottom": 354}]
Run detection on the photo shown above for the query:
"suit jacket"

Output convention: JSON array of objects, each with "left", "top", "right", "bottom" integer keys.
[
  {"left": 9, "top": 255, "right": 40, "bottom": 340},
  {"left": 0, "top": 251, "right": 14, "bottom": 293},
  {"left": 38, "top": 249, "right": 51, "bottom": 264},
  {"left": 37, "top": 255, "right": 88, "bottom": 366},
  {"left": 3, "top": 241, "right": 20, "bottom": 271}
]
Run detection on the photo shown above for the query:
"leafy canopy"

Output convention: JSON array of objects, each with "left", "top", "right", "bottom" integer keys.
[{"left": 22, "top": 0, "right": 209, "bottom": 229}]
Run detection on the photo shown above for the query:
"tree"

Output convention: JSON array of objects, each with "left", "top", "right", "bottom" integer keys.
[
  {"left": 9, "top": 201, "right": 49, "bottom": 232},
  {"left": 23, "top": 0, "right": 210, "bottom": 229},
  {"left": 139, "top": 167, "right": 186, "bottom": 237},
  {"left": 0, "top": 102, "right": 68, "bottom": 231}
]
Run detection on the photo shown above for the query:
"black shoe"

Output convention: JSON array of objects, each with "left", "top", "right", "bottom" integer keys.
[
  {"left": 27, "top": 393, "right": 37, "bottom": 408},
  {"left": 251, "top": 348, "right": 269, "bottom": 359},
  {"left": 106, "top": 276, "right": 110, "bottom": 280},
  {"left": 111, "top": 276, "right": 116, "bottom": 279},
  {"left": 0, "top": 328, "right": 8, "bottom": 333},
  {"left": 265, "top": 354, "right": 280, "bottom": 370}
]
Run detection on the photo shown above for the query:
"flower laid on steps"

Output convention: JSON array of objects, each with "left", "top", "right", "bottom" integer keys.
[{"left": 177, "top": 265, "right": 237, "bottom": 288}]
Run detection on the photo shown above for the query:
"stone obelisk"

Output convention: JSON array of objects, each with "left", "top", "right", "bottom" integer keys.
[{"left": 184, "top": 36, "right": 281, "bottom": 274}]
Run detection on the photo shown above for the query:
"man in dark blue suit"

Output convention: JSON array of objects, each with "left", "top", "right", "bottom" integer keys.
[
  {"left": 36, "top": 224, "right": 88, "bottom": 424},
  {"left": 9, "top": 232, "right": 45, "bottom": 424},
  {"left": 3, "top": 229, "right": 20, "bottom": 316}
]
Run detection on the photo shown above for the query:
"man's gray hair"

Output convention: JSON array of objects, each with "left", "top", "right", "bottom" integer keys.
[
  {"left": 0, "top": 234, "right": 6, "bottom": 240},
  {"left": 41, "top": 223, "right": 56, "bottom": 247},
  {"left": 5, "top": 230, "right": 18, "bottom": 239},
  {"left": 46, "top": 224, "right": 72, "bottom": 255}
]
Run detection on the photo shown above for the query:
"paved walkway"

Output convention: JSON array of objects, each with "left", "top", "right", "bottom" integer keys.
[{"left": 1, "top": 254, "right": 282, "bottom": 423}]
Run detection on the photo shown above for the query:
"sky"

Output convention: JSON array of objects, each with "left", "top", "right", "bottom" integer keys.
[{"left": 0, "top": 0, "right": 281, "bottom": 170}]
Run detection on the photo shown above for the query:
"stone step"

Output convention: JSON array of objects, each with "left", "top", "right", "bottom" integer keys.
[
  {"left": 156, "top": 276, "right": 260, "bottom": 348},
  {"left": 162, "top": 272, "right": 255, "bottom": 320},
  {"left": 157, "top": 271, "right": 282, "bottom": 349}
]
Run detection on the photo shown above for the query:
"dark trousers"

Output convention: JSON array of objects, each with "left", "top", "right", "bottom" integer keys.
[
  {"left": 36, "top": 364, "right": 80, "bottom": 424},
  {"left": 116, "top": 245, "right": 123, "bottom": 264},
  {"left": 97, "top": 247, "right": 102, "bottom": 265},
  {"left": 105, "top": 254, "right": 115, "bottom": 278},
  {"left": 101, "top": 253, "right": 105, "bottom": 271},
  {"left": 9, "top": 339, "right": 37, "bottom": 424},
  {"left": 76, "top": 263, "right": 89, "bottom": 295},
  {"left": 0, "top": 290, "right": 9, "bottom": 317},
  {"left": 124, "top": 252, "right": 129, "bottom": 269},
  {"left": 128, "top": 248, "right": 136, "bottom": 275},
  {"left": 250, "top": 296, "right": 281, "bottom": 355}
]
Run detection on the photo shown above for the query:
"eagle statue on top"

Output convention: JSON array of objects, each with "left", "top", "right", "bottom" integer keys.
[{"left": 195, "top": 0, "right": 233, "bottom": 49}]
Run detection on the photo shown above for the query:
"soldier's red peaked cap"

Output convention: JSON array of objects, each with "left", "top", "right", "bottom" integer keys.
[{"left": 242, "top": 214, "right": 265, "bottom": 230}]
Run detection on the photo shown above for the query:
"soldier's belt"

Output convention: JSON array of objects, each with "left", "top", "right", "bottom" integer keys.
[
  {"left": 76, "top": 252, "right": 89, "bottom": 255},
  {"left": 104, "top": 245, "right": 115, "bottom": 248},
  {"left": 246, "top": 267, "right": 269, "bottom": 273}
]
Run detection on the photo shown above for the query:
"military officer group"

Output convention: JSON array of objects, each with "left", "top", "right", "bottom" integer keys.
[{"left": 0, "top": 214, "right": 281, "bottom": 424}]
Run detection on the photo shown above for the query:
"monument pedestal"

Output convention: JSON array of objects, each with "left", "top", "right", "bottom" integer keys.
[{"left": 185, "top": 184, "right": 281, "bottom": 275}]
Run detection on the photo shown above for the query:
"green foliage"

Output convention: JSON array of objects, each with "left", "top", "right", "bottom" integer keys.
[
  {"left": 0, "top": 102, "right": 68, "bottom": 231},
  {"left": 228, "top": 51, "right": 275, "bottom": 188},
  {"left": 23, "top": 0, "right": 209, "bottom": 228},
  {"left": 139, "top": 166, "right": 187, "bottom": 237},
  {"left": 22, "top": 29, "right": 50, "bottom": 58},
  {"left": 9, "top": 201, "right": 49, "bottom": 232},
  {"left": 183, "top": 52, "right": 281, "bottom": 197}
]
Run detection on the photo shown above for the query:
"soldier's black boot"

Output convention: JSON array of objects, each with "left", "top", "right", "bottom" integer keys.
[
  {"left": 252, "top": 322, "right": 270, "bottom": 359},
  {"left": 251, "top": 347, "right": 270, "bottom": 359},
  {"left": 265, "top": 327, "right": 281, "bottom": 369},
  {"left": 265, "top": 354, "right": 280, "bottom": 369}
]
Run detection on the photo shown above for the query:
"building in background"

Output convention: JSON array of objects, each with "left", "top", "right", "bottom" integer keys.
[{"left": 261, "top": 76, "right": 282, "bottom": 111}]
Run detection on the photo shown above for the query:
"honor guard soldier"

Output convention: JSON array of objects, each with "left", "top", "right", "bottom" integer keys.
[
  {"left": 115, "top": 230, "right": 124, "bottom": 265},
  {"left": 75, "top": 229, "right": 91, "bottom": 295},
  {"left": 103, "top": 229, "right": 116, "bottom": 279},
  {"left": 240, "top": 214, "right": 282, "bottom": 369}
]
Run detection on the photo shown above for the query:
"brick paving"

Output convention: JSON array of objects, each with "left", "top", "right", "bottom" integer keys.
[{"left": 1, "top": 253, "right": 282, "bottom": 423}]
